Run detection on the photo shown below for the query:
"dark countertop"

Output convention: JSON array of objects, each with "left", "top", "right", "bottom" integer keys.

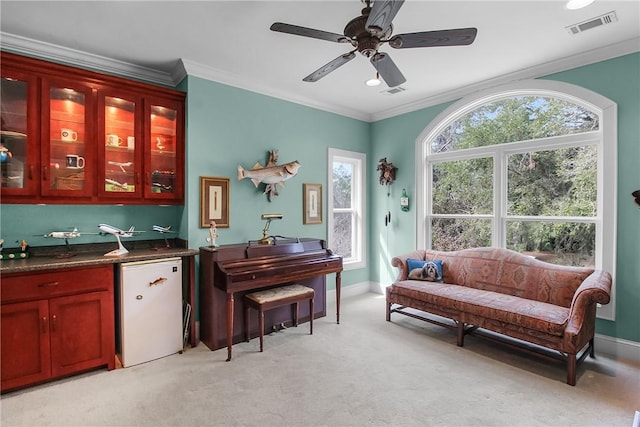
[{"left": 0, "top": 239, "right": 198, "bottom": 274}]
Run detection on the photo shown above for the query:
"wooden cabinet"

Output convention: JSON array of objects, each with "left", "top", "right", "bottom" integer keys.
[
  {"left": 1, "top": 300, "right": 51, "bottom": 389},
  {"left": 97, "top": 91, "right": 184, "bottom": 201},
  {"left": 0, "top": 65, "right": 38, "bottom": 196},
  {"left": 0, "top": 51, "right": 185, "bottom": 204},
  {"left": 41, "top": 76, "right": 96, "bottom": 198},
  {"left": 98, "top": 90, "right": 143, "bottom": 199},
  {"left": 1, "top": 265, "right": 115, "bottom": 393},
  {"left": 143, "top": 97, "right": 184, "bottom": 201}
]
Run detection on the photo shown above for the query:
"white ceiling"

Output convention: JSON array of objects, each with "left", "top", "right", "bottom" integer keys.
[{"left": 1, "top": 1, "right": 639, "bottom": 122}]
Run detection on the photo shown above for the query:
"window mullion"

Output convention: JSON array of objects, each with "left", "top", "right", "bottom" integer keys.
[{"left": 494, "top": 151, "right": 504, "bottom": 248}]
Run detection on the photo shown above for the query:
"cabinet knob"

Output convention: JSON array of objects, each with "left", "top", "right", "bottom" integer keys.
[
  {"left": 41, "top": 316, "right": 48, "bottom": 334},
  {"left": 51, "top": 314, "right": 57, "bottom": 332}
]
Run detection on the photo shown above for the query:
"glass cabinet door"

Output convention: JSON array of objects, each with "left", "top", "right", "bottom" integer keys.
[
  {"left": 0, "top": 71, "right": 37, "bottom": 196},
  {"left": 100, "top": 94, "right": 142, "bottom": 198},
  {"left": 42, "top": 79, "right": 94, "bottom": 197},
  {"left": 145, "top": 98, "right": 183, "bottom": 200}
]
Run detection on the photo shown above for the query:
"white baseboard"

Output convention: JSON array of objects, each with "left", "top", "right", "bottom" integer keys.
[
  {"left": 327, "top": 281, "right": 373, "bottom": 304},
  {"left": 595, "top": 333, "right": 640, "bottom": 363}
]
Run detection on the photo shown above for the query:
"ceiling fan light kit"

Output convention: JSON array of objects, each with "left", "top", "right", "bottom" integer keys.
[
  {"left": 270, "top": 0, "right": 478, "bottom": 87},
  {"left": 566, "top": 0, "right": 596, "bottom": 10},
  {"left": 366, "top": 74, "right": 381, "bottom": 87}
]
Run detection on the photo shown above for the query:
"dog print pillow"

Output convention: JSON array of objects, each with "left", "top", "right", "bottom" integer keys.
[{"left": 407, "top": 258, "right": 444, "bottom": 282}]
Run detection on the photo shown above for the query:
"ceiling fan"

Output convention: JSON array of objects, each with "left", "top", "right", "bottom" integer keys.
[{"left": 270, "top": 0, "right": 477, "bottom": 87}]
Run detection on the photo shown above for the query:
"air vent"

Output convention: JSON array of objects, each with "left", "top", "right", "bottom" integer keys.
[
  {"left": 383, "top": 86, "right": 406, "bottom": 95},
  {"left": 566, "top": 11, "right": 617, "bottom": 35}
]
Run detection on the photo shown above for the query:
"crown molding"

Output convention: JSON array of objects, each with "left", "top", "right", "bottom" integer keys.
[
  {"left": 370, "top": 37, "right": 640, "bottom": 122},
  {"left": 2, "top": 31, "right": 637, "bottom": 123},
  {"left": 0, "top": 32, "right": 176, "bottom": 87},
  {"left": 176, "top": 58, "right": 370, "bottom": 122},
  {"left": 0, "top": 31, "right": 368, "bottom": 120}
]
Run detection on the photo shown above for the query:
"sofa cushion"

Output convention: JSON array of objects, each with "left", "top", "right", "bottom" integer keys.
[
  {"left": 391, "top": 280, "right": 569, "bottom": 337},
  {"left": 420, "top": 248, "right": 592, "bottom": 307},
  {"left": 407, "top": 258, "right": 443, "bottom": 282}
]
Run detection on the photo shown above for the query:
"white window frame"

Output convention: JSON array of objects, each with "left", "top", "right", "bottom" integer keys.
[
  {"left": 415, "top": 80, "right": 617, "bottom": 320},
  {"left": 327, "top": 148, "right": 367, "bottom": 270}
]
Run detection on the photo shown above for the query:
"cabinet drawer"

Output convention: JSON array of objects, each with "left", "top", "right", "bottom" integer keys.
[{"left": 1, "top": 265, "right": 113, "bottom": 303}]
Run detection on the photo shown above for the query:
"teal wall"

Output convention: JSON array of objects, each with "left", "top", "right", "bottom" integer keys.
[
  {"left": 543, "top": 53, "right": 640, "bottom": 342},
  {"left": 182, "top": 76, "right": 372, "bottom": 298},
  {"left": 0, "top": 204, "right": 182, "bottom": 248},
  {"left": 369, "top": 104, "right": 451, "bottom": 290},
  {"left": 369, "top": 52, "right": 640, "bottom": 343},
  {"left": 1, "top": 52, "right": 637, "bottom": 343}
]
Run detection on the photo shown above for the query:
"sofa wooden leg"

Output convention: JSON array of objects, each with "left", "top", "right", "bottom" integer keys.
[
  {"left": 386, "top": 302, "right": 391, "bottom": 322},
  {"left": 589, "top": 337, "right": 595, "bottom": 358},
  {"left": 457, "top": 321, "right": 465, "bottom": 347},
  {"left": 567, "top": 353, "right": 577, "bottom": 386}
]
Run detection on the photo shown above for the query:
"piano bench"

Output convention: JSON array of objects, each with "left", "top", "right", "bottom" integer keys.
[{"left": 244, "top": 284, "right": 315, "bottom": 353}]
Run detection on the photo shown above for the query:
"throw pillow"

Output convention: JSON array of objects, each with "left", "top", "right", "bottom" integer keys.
[{"left": 407, "top": 258, "right": 444, "bottom": 282}]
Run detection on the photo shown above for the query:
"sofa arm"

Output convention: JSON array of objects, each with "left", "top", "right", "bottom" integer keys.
[
  {"left": 565, "top": 270, "right": 612, "bottom": 341},
  {"left": 391, "top": 250, "right": 426, "bottom": 282}
]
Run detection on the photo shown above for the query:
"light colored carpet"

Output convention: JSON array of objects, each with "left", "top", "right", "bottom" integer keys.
[{"left": 1, "top": 292, "right": 639, "bottom": 426}]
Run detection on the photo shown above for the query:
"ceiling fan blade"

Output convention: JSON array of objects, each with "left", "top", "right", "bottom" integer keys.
[
  {"left": 371, "top": 52, "right": 406, "bottom": 87},
  {"left": 270, "top": 22, "right": 350, "bottom": 44},
  {"left": 366, "top": 0, "right": 405, "bottom": 36},
  {"left": 303, "top": 52, "right": 356, "bottom": 82},
  {"left": 389, "top": 28, "right": 478, "bottom": 49}
]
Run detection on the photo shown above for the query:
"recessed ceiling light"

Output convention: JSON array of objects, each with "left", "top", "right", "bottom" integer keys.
[{"left": 566, "top": 0, "right": 595, "bottom": 10}]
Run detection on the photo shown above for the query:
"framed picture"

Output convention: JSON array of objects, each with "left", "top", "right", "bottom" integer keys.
[
  {"left": 200, "top": 176, "right": 230, "bottom": 228},
  {"left": 303, "top": 183, "right": 322, "bottom": 225}
]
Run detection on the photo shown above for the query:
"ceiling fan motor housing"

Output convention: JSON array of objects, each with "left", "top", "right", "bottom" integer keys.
[{"left": 344, "top": 6, "right": 392, "bottom": 57}]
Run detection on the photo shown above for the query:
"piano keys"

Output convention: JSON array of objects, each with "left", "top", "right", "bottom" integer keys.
[{"left": 199, "top": 238, "right": 343, "bottom": 360}]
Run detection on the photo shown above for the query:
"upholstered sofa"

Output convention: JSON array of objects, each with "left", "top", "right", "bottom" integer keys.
[{"left": 386, "top": 247, "right": 612, "bottom": 385}]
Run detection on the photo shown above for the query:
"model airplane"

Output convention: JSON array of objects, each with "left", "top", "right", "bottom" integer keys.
[
  {"left": 42, "top": 228, "right": 92, "bottom": 239},
  {"left": 152, "top": 225, "right": 174, "bottom": 234},
  {"left": 105, "top": 178, "right": 128, "bottom": 189},
  {"left": 98, "top": 224, "right": 144, "bottom": 256},
  {"left": 107, "top": 161, "right": 132, "bottom": 173},
  {"left": 39, "top": 228, "right": 99, "bottom": 254},
  {"left": 152, "top": 225, "right": 176, "bottom": 249}
]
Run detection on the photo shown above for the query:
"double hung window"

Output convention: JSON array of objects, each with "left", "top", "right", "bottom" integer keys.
[{"left": 328, "top": 148, "right": 366, "bottom": 270}]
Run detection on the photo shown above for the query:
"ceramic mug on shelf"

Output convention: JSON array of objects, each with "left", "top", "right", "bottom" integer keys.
[
  {"left": 66, "top": 154, "right": 85, "bottom": 169},
  {"left": 60, "top": 128, "right": 78, "bottom": 142},
  {"left": 106, "top": 134, "right": 123, "bottom": 147}
]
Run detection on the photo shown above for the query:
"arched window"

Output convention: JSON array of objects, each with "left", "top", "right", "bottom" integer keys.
[{"left": 416, "top": 80, "right": 617, "bottom": 320}]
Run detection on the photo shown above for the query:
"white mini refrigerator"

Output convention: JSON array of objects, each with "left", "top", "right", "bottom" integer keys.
[{"left": 119, "top": 258, "right": 183, "bottom": 367}]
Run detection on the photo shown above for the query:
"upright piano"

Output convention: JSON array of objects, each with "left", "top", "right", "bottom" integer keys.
[{"left": 199, "top": 238, "right": 343, "bottom": 360}]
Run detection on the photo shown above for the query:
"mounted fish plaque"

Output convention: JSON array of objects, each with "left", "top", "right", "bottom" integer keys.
[{"left": 237, "top": 150, "right": 301, "bottom": 201}]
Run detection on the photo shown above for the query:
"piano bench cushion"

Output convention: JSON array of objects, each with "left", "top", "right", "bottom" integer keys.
[{"left": 245, "top": 284, "right": 314, "bottom": 306}]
